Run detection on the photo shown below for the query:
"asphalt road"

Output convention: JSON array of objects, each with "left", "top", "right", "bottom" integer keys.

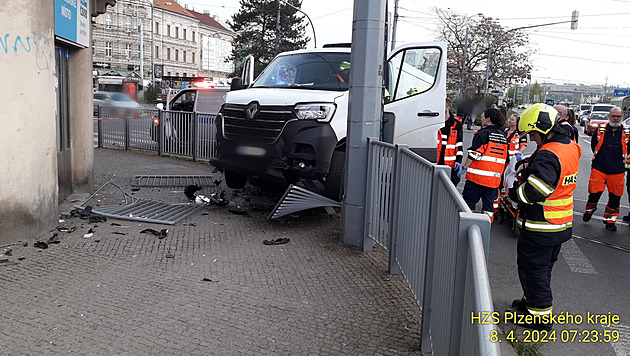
[{"left": 459, "top": 125, "right": 630, "bottom": 356}]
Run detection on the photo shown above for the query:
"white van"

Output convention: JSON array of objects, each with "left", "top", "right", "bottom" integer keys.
[{"left": 212, "top": 43, "right": 446, "bottom": 200}]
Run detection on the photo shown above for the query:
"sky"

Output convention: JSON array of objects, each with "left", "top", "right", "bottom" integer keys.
[{"left": 178, "top": 0, "right": 630, "bottom": 88}]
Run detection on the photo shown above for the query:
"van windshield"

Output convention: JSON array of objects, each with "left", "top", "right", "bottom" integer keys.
[{"left": 252, "top": 52, "right": 351, "bottom": 91}]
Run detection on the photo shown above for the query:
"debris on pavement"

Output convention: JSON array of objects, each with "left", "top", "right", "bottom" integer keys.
[
  {"left": 263, "top": 238, "right": 290, "bottom": 246},
  {"left": 56, "top": 226, "right": 76, "bottom": 233},
  {"left": 200, "top": 278, "right": 216, "bottom": 282},
  {"left": 34, "top": 241, "right": 48, "bottom": 249},
  {"left": 140, "top": 228, "right": 168, "bottom": 239},
  {"left": 48, "top": 233, "right": 61, "bottom": 244},
  {"left": 83, "top": 229, "right": 94, "bottom": 239}
]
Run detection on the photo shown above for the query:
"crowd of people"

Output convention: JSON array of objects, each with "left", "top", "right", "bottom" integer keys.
[{"left": 438, "top": 100, "right": 630, "bottom": 331}]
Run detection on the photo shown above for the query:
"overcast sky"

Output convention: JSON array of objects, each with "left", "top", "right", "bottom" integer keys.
[{"left": 179, "top": 0, "right": 630, "bottom": 88}]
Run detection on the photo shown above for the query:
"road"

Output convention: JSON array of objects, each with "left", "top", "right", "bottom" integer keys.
[{"left": 459, "top": 124, "right": 630, "bottom": 356}]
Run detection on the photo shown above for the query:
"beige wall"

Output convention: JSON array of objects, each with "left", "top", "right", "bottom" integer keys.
[{"left": 0, "top": 1, "right": 94, "bottom": 245}]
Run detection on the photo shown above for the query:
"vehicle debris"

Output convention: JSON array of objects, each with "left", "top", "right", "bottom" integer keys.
[{"left": 140, "top": 228, "right": 168, "bottom": 239}]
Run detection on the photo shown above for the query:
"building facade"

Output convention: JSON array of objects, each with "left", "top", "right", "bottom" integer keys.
[
  {"left": 91, "top": 0, "right": 235, "bottom": 94},
  {"left": 1, "top": 0, "right": 113, "bottom": 246}
]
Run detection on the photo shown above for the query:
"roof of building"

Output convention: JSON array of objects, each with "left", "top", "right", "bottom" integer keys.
[
  {"left": 189, "top": 9, "right": 233, "bottom": 33},
  {"left": 153, "top": 0, "right": 197, "bottom": 19}
]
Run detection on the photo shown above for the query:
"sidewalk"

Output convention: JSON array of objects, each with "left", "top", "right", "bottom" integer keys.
[{"left": 0, "top": 148, "right": 425, "bottom": 355}]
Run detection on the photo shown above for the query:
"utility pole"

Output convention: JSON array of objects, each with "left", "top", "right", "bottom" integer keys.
[
  {"left": 390, "top": 0, "right": 399, "bottom": 51},
  {"left": 275, "top": 0, "right": 281, "bottom": 55}
]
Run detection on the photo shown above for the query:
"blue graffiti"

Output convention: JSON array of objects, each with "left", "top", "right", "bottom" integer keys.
[{"left": 0, "top": 32, "right": 49, "bottom": 70}]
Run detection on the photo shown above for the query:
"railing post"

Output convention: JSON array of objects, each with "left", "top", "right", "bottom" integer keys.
[
  {"left": 387, "top": 144, "right": 405, "bottom": 275},
  {"left": 192, "top": 112, "right": 199, "bottom": 161},
  {"left": 124, "top": 116, "right": 130, "bottom": 150},
  {"left": 363, "top": 137, "right": 377, "bottom": 252},
  {"left": 157, "top": 110, "right": 164, "bottom": 156},
  {"left": 97, "top": 119, "right": 103, "bottom": 149},
  {"left": 420, "top": 165, "right": 451, "bottom": 354}
]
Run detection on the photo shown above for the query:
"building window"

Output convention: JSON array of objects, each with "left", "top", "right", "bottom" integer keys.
[
  {"left": 167, "top": 25, "right": 171, "bottom": 37},
  {"left": 155, "top": 45, "right": 159, "bottom": 59},
  {"left": 183, "top": 29, "right": 187, "bottom": 41},
  {"left": 155, "top": 22, "right": 159, "bottom": 35},
  {"left": 183, "top": 51, "right": 186, "bottom": 63},
  {"left": 192, "top": 52, "right": 195, "bottom": 63},
  {"left": 105, "top": 41, "right": 112, "bottom": 57},
  {"left": 125, "top": 16, "right": 132, "bottom": 33},
  {"left": 175, "top": 27, "right": 179, "bottom": 39},
  {"left": 105, "top": 13, "right": 112, "bottom": 29},
  {"left": 192, "top": 31, "right": 196, "bottom": 42},
  {"left": 125, "top": 43, "right": 131, "bottom": 59},
  {"left": 175, "top": 49, "right": 179, "bottom": 61},
  {"left": 183, "top": 73, "right": 187, "bottom": 78},
  {"left": 167, "top": 48, "right": 171, "bottom": 60}
]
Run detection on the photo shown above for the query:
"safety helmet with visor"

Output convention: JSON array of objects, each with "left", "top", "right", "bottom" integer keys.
[{"left": 517, "top": 103, "right": 558, "bottom": 138}]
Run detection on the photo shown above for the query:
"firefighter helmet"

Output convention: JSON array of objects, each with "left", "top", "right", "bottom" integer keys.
[{"left": 517, "top": 103, "right": 558, "bottom": 137}]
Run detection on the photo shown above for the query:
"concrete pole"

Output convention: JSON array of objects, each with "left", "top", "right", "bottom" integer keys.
[
  {"left": 342, "top": 0, "right": 386, "bottom": 248},
  {"left": 390, "top": 0, "right": 399, "bottom": 51},
  {"left": 140, "top": 22, "right": 144, "bottom": 82}
]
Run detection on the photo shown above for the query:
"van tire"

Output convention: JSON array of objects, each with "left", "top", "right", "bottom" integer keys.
[
  {"left": 323, "top": 150, "right": 345, "bottom": 201},
  {"left": 224, "top": 169, "right": 247, "bottom": 189}
]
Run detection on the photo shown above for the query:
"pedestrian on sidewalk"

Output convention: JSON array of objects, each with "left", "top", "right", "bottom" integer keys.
[
  {"left": 459, "top": 107, "right": 509, "bottom": 222},
  {"left": 554, "top": 104, "right": 579, "bottom": 142},
  {"left": 583, "top": 107, "right": 630, "bottom": 231},
  {"left": 508, "top": 103, "right": 581, "bottom": 330},
  {"left": 437, "top": 98, "right": 464, "bottom": 185}
]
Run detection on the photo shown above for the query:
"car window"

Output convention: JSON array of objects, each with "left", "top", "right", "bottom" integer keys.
[
  {"left": 387, "top": 47, "right": 441, "bottom": 102},
  {"left": 591, "top": 113, "right": 608, "bottom": 120},
  {"left": 592, "top": 105, "right": 614, "bottom": 112}
]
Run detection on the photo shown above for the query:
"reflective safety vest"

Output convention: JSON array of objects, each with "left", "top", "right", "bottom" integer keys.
[
  {"left": 437, "top": 119, "right": 462, "bottom": 167},
  {"left": 516, "top": 141, "right": 581, "bottom": 232},
  {"left": 467, "top": 131, "right": 509, "bottom": 188},
  {"left": 506, "top": 130, "right": 520, "bottom": 157},
  {"left": 593, "top": 123, "right": 630, "bottom": 161}
]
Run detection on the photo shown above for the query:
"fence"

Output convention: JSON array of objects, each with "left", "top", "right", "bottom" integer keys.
[
  {"left": 94, "top": 107, "right": 217, "bottom": 161},
  {"left": 364, "top": 138, "right": 499, "bottom": 356}
]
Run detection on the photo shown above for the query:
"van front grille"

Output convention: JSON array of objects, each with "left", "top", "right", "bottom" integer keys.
[{"left": 221, "top": 104, "right": 295, "bottom": 144}]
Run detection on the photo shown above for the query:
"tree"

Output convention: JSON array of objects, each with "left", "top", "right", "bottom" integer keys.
[
  {"left": 228, "top": 0, "right": 310, "bottom": 77},
  {"left": 434, "top": 8, "right": 532, "bottom": 100}
]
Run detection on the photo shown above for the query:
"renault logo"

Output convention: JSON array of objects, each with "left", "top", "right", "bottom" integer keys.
[{"left": 245, "top": 102, "right": 259, "bottom": 120}]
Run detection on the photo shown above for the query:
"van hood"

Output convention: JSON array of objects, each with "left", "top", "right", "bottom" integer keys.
[{"left": 225, "top": 88, "right": 345, "bottom": 106}]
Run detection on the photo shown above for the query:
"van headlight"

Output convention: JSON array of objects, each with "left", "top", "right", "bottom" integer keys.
[{"left": 294, "top": 103, "right": 336, "bottom": 122}]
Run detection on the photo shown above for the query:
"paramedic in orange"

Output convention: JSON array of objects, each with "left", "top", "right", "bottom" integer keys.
[
  {"left": 582, "top": 107, "right": 630, "bottom": 231},
  {"left": 438, "top": 98, "right": 464, "bottom": 185},
  {"left": 508, "top": 103, "right": 581, "bottom": 330},
  {"left": 459, "top": 108, "right": 508, "bottom": 221}
]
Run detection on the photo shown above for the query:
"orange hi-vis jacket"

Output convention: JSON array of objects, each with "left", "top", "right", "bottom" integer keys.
[
  {"left": 466, "top": 126, "right": 509, "bottom": 188},
  {"left": 506, "top": 130, "right": 524, "bottom": 157},
  {"left": 516, "top": 141, "right": 581, "bottom": 233},
  {"left": 593, "top": 123, "right": 630, "bottom": 161},
  {"left": 437, "top": 116, "right": 463, "bottom": 167}
]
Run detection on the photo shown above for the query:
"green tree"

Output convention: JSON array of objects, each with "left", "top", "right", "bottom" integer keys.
[
  {"left": 228, "top": 0, "right": 310, "bottom": 77},
  {"left": 530, "top": 81, "right": 543, "bottom": 102},
  {"left": 435, "top": 8, "right": 532, "bottom": 99}
]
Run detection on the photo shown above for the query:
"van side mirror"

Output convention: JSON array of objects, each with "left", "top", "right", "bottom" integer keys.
[
  {"left": 230, "top": 78, "right": 247, "bottom": 91},
  {"left": 155, "top": 103, "right": 164, "bottom": 110}
]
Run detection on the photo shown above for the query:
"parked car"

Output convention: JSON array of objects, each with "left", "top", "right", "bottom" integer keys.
[
  {"left": 93, "top": 91, "right": 142, "bottom": 117},
  {"left": 584, "top": 112, "right": 610, "bottom": 135},
  {"left": 577, "top": 104, "right": 592, "bottom": 125}
]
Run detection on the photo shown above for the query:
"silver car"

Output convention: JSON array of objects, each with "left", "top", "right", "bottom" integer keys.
[{"left": 93, "top": 91, "right": 142, "bottom": 117}]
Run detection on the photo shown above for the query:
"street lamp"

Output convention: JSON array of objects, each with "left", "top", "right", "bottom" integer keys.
[
  {"left": 277, "top": 0, "right": 317, "bottom": 49},
  {"left": 483, "top": 11, "right": 579, "bottom": 98}
]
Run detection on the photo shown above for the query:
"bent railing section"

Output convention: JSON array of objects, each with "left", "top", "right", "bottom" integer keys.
[{"left": 364, "top": 138, "right": 499, "bottom": 356}]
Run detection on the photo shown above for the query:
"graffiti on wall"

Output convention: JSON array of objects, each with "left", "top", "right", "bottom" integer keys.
[{"left": 0, "top": 32, "right": 50, "bottom": 70}]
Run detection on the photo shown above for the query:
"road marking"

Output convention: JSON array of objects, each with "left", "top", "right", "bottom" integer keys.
[
  {"left": 603, "top": 324, "right": 630, "bottom": 356},
  {"left": 561, "top": 239, "right": 597, "bottom": 274},
  {"left": 573, "top": 234, "right": 630, "bottom": 253}
]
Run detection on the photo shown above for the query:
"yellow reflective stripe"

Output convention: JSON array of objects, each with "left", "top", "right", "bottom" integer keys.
[
  {"left": 542, "top": 197, "right": 573, "bottom": 206},
  {"left": 544, "top": 209, "right": 573, "bottom": 219},
  {"left": 517, "top": 184, "right": 530, "bottom": 204},
  {"left": 528, "top": 175, "right": 553, "bottom": 196},
  {"left": 528, "top": 306, "right": 553, "bottom": 315},
  {"left": 516, "top": 217, "right": 572, "bottom": 232}
]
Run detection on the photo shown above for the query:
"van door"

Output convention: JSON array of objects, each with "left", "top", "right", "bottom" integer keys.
[{"left": 384, "top": 43, "right": 446, "bottom": 162}]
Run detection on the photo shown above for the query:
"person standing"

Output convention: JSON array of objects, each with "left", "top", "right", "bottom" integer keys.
[
  {"left": 459, "top": 108, "right": 509, "bottom": 221},
  {"left": 582, "top": 107, "right": 630, "bottom": 231},
  {"left": 508, "top": 103, "right": 581, "bottom": 330},
  {"left": 554, "top": 104, "right": 579, "bottom": 142},
  {"left": 438, "top": 98, "right": 464, "bottom": 185}
]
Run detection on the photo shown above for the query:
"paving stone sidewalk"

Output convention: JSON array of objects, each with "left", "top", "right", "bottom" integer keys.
[{"left": 0, "top": 148, "right": 424, "bottom": 355}]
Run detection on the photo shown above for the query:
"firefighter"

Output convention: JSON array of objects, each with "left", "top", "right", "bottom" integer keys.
[
  {"left": 508, "top": 103, "right": 581, "bottom": 330},
  {"left": 582, "top": 106, "right": 630, "bottom": 231},
  {"left": 438, "top": 98, "right": 464, "bottom": 185},
  {"left": 459, "top": 107, "right": 508, "bottom": 221}
]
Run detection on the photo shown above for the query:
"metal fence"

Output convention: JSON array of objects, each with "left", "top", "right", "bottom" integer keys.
[
  {"left": 364, "top": 137, "right": 499, "bottom": 356},
  {"left": 94, "top": 107, "right": 217, "bottom": 161}
]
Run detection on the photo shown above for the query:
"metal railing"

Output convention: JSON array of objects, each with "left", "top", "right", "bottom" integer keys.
[
  {"left": 364, "top": 137, "right": 499, "bottom": 356},
  {"left": 94, "top": 106, "right": 217, "bottom": 161}
]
